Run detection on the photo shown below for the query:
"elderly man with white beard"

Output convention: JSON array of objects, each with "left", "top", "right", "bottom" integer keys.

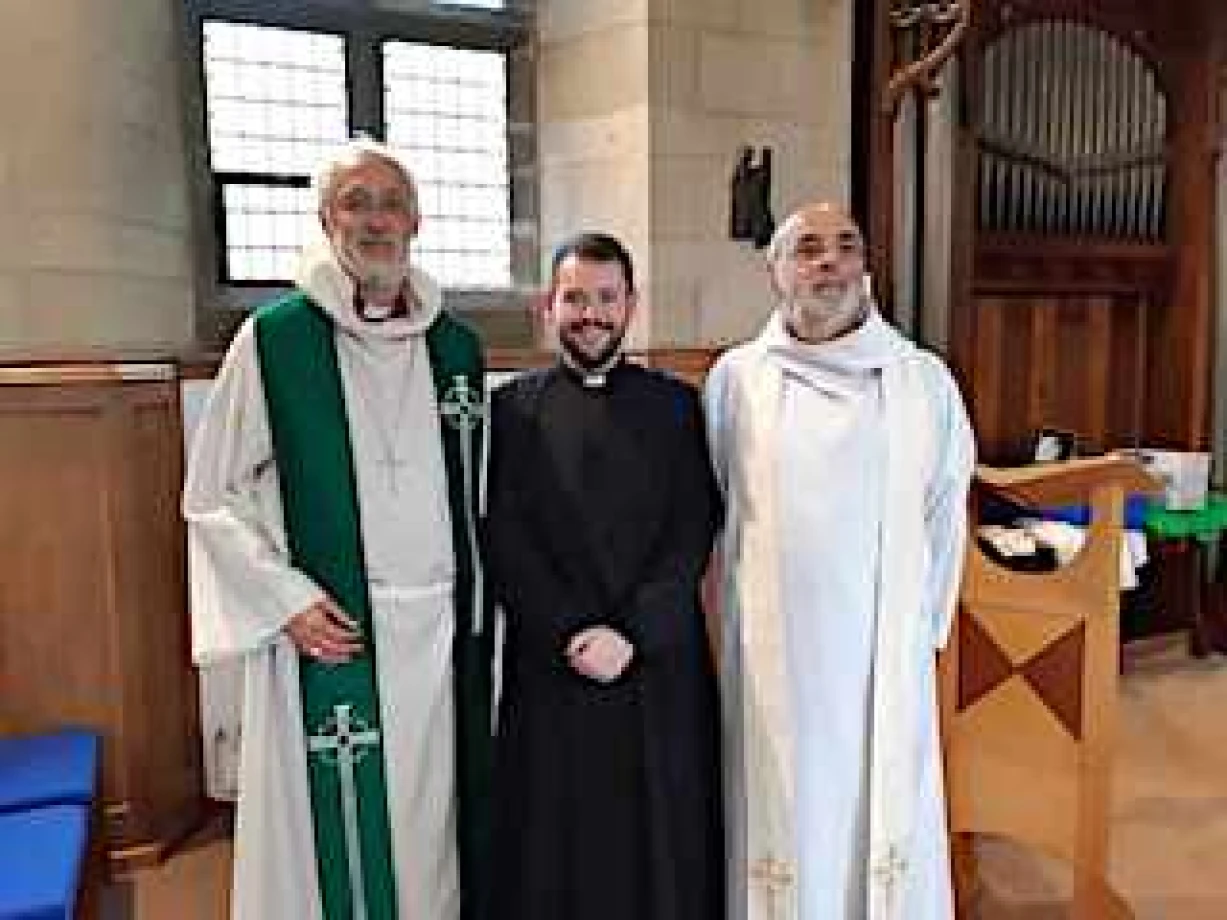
[
  {"left": 705, "top": 203, "right": 975, "bottom": 920},
  {"left": 183, "top": 138, "right": 493, "bottom": 920}
]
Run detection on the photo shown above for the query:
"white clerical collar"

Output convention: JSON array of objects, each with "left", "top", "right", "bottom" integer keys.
[
  {"left": 560, "top": 351, "right": 622, "bottom": 388},
  {"left": 352, "top": 286, "right": 427, "bottom": 324}
]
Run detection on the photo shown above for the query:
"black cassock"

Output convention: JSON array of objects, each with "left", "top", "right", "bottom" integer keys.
[{"left": 485, "top": 361, "right": 724, "bottom": 920}]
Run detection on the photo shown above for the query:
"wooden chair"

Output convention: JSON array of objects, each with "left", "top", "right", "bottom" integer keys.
[{"left": 943, "top": 455, "right": 1157, "bottom": 918}]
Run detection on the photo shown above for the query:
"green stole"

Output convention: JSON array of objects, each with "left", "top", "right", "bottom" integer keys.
[{"left": 255, "top": 292, "right": 493, "bottom": 920}]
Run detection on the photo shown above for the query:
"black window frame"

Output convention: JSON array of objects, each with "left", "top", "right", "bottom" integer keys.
[{"left": 185, "top": 0, "right": 531, "bottom": 295}]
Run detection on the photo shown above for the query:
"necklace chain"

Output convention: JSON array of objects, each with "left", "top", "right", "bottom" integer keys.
[{"left": 350, "top": 339, "right": 417, "bottom": 492}]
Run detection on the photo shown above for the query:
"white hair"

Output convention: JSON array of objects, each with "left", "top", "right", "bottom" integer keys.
[
  {"left": 767, "top": 211, "right": 807, "bottom": 263},
  {"left": 312, "top": 137, "right": 419, "bottom": 215}
]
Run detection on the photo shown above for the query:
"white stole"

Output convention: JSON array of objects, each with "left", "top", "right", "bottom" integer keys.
[{"left": 718, "top": 313, "right": 937, "bottom": 920}]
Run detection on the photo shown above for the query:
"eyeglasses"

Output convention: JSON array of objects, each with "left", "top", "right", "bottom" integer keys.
[
  {"left": 787, "top": 232, "right": 864, "bottom": 263},
  {"left": 333, "top": 186, "right": 416, "bottom": 218}
]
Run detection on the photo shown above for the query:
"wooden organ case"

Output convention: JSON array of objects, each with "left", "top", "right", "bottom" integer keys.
[{"left": 950, "top": 0, "right": 1216, "bottom": 462}]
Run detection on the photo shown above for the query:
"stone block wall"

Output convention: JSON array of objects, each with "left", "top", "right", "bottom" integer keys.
[
  {"left": 0, "top": 0, "right": 195, "bottom": 353},
  {"left": 537, "top": 0, "right": 852, "bottom": 348}
]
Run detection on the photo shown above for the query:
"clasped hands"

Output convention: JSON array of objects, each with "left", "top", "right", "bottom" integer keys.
[
  {"left": 286, "top": 599, "right": 633, "bottom": 680},
  {"left": 566, "top": 625, "right": 635, "bottom": 683}
]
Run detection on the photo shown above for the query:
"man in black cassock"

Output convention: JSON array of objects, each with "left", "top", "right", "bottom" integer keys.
[{"left": 485, "top": 233, "right": 724, "bottom": 920}]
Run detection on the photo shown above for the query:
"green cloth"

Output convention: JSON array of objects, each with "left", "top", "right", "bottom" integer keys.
[
  {"left": 255, "top": 292, "right": 493, "bottom": 920},
  {"left": 1143, "top": 493, "right": 1227, "bottom": 544}
]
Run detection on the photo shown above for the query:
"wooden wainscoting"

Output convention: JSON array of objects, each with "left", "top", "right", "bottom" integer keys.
[
  {"left": 968, "top": 290, "right": 1152, "bottom": 462},
  {"left": 960, "top": 238, "right": 1176, "bottom": 463},
  {"left": 0, "top": 363, "right": 203, "bottom": 872}
]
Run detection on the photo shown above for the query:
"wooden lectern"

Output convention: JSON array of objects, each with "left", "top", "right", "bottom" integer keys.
[{"left": 943, "top": 455, "right": 1158, "bottom": 918}]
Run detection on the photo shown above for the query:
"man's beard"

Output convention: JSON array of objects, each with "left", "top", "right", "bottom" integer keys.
[
  {"left": 785, "top": 283, "right": 866, "bottom": 342},
  {"left": 560, "top": 320, "right": 626, "bottom": 371},
  {"left": 335, "top": 235, "right": 410, "bottom": 294}
]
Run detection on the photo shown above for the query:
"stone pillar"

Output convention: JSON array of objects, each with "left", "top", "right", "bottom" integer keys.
[
  {"left": 0, "top": 0, "right": 195, "bottom": 353},
  {"left": 538, "top": 0, "right": 852, "bottom": 348},
  {"left": 537, "top": 0, "right": 653, "bottom": 344}
]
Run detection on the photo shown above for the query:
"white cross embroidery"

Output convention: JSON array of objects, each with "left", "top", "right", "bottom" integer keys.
[
  {"left": 750, "top": 857, "right": 795, "bottom": 919},
  {"left": 872, "top": 844, "right": 909, "bottom": 912},
  {"left": 440, "top": 374, "right": 484, "bottom": 432},
  {"left": 307, "top": 703, "right": 382, "bottom": 920}
]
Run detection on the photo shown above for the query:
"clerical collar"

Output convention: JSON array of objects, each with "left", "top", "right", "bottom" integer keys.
[
  {"left": 560, "top": 352, "right": 622, "bottom": 389},
  {"left": 354, "top": 288, "right": 417, "bottom": 324}
]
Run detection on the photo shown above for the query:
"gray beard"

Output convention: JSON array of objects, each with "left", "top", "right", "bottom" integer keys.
[
  {"left": 354, "top": 260, "right": 408, "bottom": 294},
  {"left": 333, "top": 240, "right": 410, "bottom": 295},
  {"left": 785, "top": 287, "right": 866, "bottom": 342}
]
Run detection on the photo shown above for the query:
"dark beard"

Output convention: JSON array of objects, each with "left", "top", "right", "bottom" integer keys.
[{"left": 561, "top": 324, "right": 625, "bottom": 371}]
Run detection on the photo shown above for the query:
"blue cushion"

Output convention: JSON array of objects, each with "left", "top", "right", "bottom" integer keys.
[
  {"left": 0, "top": 730, "right": 99, "bottom": 814},
  {"left": 1037, "top": 495, "right": 1152, "bottom": 531},
  {"left": 0, "top": 804, "right": 88, "bottom": 920}
]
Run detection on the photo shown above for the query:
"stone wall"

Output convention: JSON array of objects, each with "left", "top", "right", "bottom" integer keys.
[
  {"left": 537, "top": 0, "right": 852, "bottom": 348},
  {"left": 0, "top": 0, "right": 195, "bottom": 353}
]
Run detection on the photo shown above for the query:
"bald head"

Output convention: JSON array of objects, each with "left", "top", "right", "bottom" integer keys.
[
  {"left": 768, "top": 202, "right": 864, "bottom": 263},
  {"left": 769, "top": 201, "right": 869, "bottom": 342}
]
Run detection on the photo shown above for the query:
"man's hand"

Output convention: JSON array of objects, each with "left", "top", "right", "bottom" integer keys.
[
  {"left": 566, "top": 626, "right": 635, "bottom": 683},
  {"left": 285, "top": 598, "right": 364, "bottom": 665}
]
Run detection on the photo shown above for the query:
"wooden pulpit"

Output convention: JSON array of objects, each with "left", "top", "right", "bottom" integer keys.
[{"left": 943, "top": 455, "right": 1158, "bottom": 918}]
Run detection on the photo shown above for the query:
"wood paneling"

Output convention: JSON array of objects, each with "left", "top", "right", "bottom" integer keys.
[
  {"left": 1148, "top": 32, "right": 1216, "bottom": 449},
  {"left": 970, "top": 296, "right": 1005, "bottom": 450},
  {"left": 1085, "top": 298, "right": 1112, "bottom": 448},
  {"left": 867, "top": 0, "right": 898, "bottom": 316},
  {"left": 966, "top": 292, "right": 1150, "bottom": 462},
  {"left": 0, "top": 372, "right": 203, "bottom": 871}
]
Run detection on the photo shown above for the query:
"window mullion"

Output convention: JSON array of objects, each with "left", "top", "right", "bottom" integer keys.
[
  {"left": 197, "top": 11, "right": 525, "bottom": 293},
  {"left": 348, "top": 27, "right": 384, "bottom": 141}
]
